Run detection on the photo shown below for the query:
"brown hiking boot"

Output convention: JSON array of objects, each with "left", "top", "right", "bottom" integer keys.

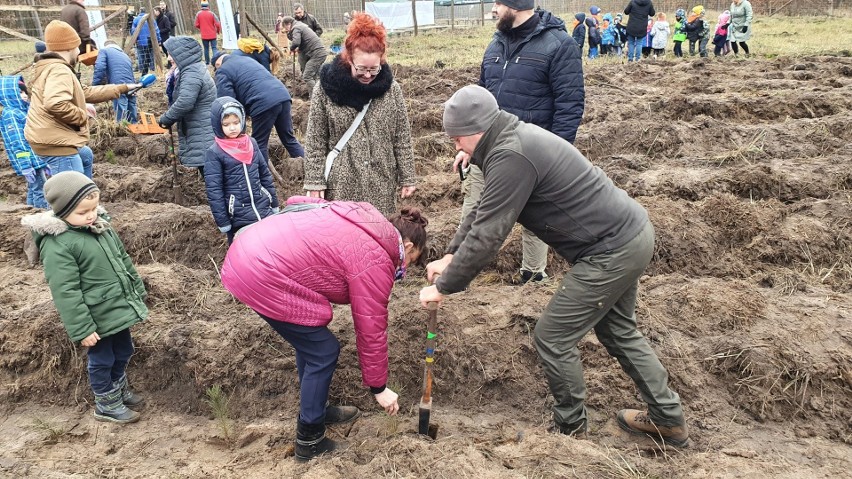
[{"left": 617, "top": 409, "right": 689, "bottom": 447}]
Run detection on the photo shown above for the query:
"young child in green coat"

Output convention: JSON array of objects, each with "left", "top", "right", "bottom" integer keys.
[{"left": 21, "top": 171, "right": 148, "bottom": 424}]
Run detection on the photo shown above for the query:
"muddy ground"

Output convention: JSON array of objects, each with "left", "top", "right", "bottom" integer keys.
[{"left": 1, "top": 54, "right": 850, "bottom": 478}]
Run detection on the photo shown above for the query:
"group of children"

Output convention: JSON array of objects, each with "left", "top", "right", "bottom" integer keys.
[
  {"left": 0, "top": 16, "right": 278, "bottom": 424},
  {"left": 573, "top": 5, "right": 742, "bottom": 59}
]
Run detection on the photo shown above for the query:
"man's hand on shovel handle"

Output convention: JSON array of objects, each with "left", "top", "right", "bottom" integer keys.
[
  {"left": 426, "top": 254, "right": 453, "bottom": 284},
  {"left": 420, "top": 285, "right": 443, "bottom": 308},
  {"left": 375, "top": 388, "right": 399, "bottom": 415}
]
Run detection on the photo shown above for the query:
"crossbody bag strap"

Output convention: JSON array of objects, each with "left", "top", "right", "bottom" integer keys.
[{"left": 323, "top": 100, "right": 371, "bottom": 181}]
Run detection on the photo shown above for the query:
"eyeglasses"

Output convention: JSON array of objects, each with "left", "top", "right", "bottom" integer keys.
[{"left": 354, "top": 65, "right": 382, "bottom": 75}]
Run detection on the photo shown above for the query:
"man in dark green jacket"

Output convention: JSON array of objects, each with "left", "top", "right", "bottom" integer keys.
[
  {"left": 22, "top": 171, "right": 147, "bottom": 424},
  {"left": 420, "top": 85, "right": 688, "bottom": 447}
]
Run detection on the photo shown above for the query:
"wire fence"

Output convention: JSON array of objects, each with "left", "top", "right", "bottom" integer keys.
[{"left": 0, "top": 0, "right": 849, "bottom": 45}]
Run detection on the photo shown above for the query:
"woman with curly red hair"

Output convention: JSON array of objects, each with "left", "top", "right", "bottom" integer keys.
[{"left": 302, "top": 13, "right": 417, "bottom": 216}]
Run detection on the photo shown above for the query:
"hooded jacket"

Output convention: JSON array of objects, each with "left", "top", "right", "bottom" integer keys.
[
  {"left": 0, "top": 76, "right": 45, "bottom": 174},
  {"left": 92, "top": 44, "right": 135, "bottom": 86},
  {"left": 204, "top": 96, "right": 279, "bottom": 232},
  {"left": 21, "top": 207, "right": 147, "bottom": 343},
  {"left": 585, "top": 17, "right": 601, "bottom": 47},
  {"left": 24, "top": 53, "right": 128, "bottom": 157},
  {"left": 623, "top": 0, "right": 656, "bottom": 38},
  {"left": 436, "top": 111, "right": 648, "bottom": 295},
  {"left": 60, "top": 2, "right": 92, "bottom": 48},
  {"left": 221, "top": 196, "right": 403, "bottom": 390},
  {"left": 194, "top": 8, "right": 221, "bottom": 40},
  {"left": 572, "top": 13, "right": 586, "bottom": 49},
  {"left": 287, "top": 20, "right": 326, "bottom": 56},
  {"left": 601, "top": 14, "right": 617, "bottom": 45},
  {"left": 215, "top": 54, "right": 292, "bottom": 117},
  {"left": 729, "top": 0, "right": 753, "bottom": 42},
  {"left": 651, "top": 19, "right": 670, "bottom": 49},
  {"left": 159, "top": 36, "right": 216, "bottom": 167},
  {"left": 480, "top": 9, "right": 585, "bottom": 144}
]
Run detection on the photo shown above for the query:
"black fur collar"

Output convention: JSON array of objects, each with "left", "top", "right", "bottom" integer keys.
[{"left": 319, "top": 55, "right": 393, "bottom": 110}]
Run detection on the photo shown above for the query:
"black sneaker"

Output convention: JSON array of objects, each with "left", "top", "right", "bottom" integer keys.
[{"left": 516, "top": 270, "right": 547, "bottom": 284}]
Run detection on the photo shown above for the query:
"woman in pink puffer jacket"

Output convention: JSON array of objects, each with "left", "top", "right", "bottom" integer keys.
[{"left": 221, "top": 196, "right": 428, "bottom": 462}]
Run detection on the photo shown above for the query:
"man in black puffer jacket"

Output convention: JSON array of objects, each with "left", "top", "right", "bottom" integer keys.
[
  {"left": 213, "top": 53, "right": 305, "bottom": 162},
  {"left": 460, "top": 0, "right": 585, "bottom": 285},
  {"left": 624, "top": 0, "right": 656, "bottom": 62}
]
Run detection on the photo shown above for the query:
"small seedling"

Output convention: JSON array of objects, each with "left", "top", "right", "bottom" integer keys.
[
  {"left": 105, "top": 149, "right": 117, "bottom": 164},
  {"left": 205, "top": 385, "right": 234, "bottom": 444},
  {"left": 28, "top": 417, "right": 67, "bottom": 444}
]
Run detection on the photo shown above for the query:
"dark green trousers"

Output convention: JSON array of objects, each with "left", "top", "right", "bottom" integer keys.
[{"left": 533, "top": 222, "right": 684, "bottom": 427}]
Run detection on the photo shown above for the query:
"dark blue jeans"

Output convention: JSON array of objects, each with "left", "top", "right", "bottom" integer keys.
[
  {"left": 202, "top": 38, "right": 218, "bottom": 65},
  {"left": 250, "top": 101, "right": 305, "bottom": 161},
  {"left": 261, "top": 314, "right": 339, "bottom": 425},
  {"left": 87, "top": 328, "right": 134, "bottom": 395}
]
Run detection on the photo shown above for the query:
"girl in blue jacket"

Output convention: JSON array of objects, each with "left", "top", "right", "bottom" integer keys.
[
  {"left": 203, "top": 96, "right": 279, "bottom": 244},
  {"left": 0, "top": 76, "right": 49, "bottom": 208}
]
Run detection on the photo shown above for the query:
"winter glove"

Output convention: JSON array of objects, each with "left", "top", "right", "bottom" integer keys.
[
  {"left": 218, "top": 225, "right": 232, "bottom": 234},
  {"left": 741, "top": 26, "right": 748, "bottom": 34},
  {"left": 22, "top": 168, "right": 36, "bottom": 184},
  {"left": 271, "top": 207, "right": 280, "bottom": 214},
  {"left": 158, "top": 116, "right": 172, "bottom": 130}
]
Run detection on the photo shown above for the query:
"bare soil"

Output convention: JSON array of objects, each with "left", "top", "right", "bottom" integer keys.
[{"left": 1, "top": 55, "right": 850, "bottom": 478}]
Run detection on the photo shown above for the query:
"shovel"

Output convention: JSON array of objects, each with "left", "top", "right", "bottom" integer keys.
[
  {"left": 418, "top": 301, "right": 439, "bottom": 439},
  {"left": 167, "top": 126, "right": 183, "bottom": 204}
]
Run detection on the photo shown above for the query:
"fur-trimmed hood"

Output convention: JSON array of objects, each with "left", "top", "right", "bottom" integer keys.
[{"left": 22, "top": 205, "right": 110, "bottom": 238}]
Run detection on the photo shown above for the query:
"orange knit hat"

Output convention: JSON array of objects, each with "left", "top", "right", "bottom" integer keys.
[{"left": 44, "top": 20, "right": 81, "bottom": 52}]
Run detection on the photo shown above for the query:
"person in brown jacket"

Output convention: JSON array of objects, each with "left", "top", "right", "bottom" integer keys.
[
  {"left": 60, "top": 0, "right": 96, "bottom": 51},
  {"left": 24, "top": 21, "right": 139, "bottom": 179}
]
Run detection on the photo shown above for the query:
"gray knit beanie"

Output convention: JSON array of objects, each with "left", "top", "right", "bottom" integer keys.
[
  {"left": 443, "top": 85, "right": 499, "bottom": 137},
  {"left": 498, "top": 0, "right": 534, "bottom": 11},
  {"left": 44, "top": 171, "right": 99, "bottom": 218}
]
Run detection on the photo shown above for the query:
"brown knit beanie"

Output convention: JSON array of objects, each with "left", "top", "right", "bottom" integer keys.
[
  {"left": 44, "top": 171, "right": 99, "bottom": 218},
  {"left": 44, "top": 20, "right": 81, "bottom": 52}
]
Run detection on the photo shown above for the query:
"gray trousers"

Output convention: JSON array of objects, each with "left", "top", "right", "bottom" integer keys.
[
  {"left": 461, "top": 165, "right": 548, "bottom": 273},
  {"left": 533, "top": 222, "right": 684, "bottom": 427},
  {"left": 299, "top": 50, "right": 327, "bottom": 94}
]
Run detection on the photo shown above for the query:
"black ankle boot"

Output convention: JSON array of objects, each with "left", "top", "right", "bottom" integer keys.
[
  {"left": 295, "top": 420, "right": 338, "bottom": 462},
  {"left": 324, "top": 404, "right": 361, "bottom": 425}
]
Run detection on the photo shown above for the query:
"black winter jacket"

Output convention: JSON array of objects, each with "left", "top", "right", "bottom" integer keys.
[
  {"left": 624, "top": 0, "right": 656, "bottom": 38},
  {"left": 572, "top": 13, "right": 586, "bottom": 49},
  {"left": 437, "top": 112, "right": 648, "bottom": 294},
  {"left": 204, "top": 97, "right": 279, "bottom": 232},
  {"left": 215, "top": 54, "right": 292, "bottom": 117},
  {"left": 479, "top": 10, "right": 585, "bottom": 144}
]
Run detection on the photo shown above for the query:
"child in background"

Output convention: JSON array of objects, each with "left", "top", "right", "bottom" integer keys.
[
  {"left": 614, "top": 13, "right": 628, "bottom": 57},
  {"left": 651, "top": 12, "right": 670, "bottom": 58},
  {"left": 685, "top": 5, "right": 709, "bottom": 57},
  {"left": 672, "top": 8, "right": 687, "bottom": 57},
  {"left": 642, "top": 18, "right": 654, "bottom": 58},
  {"left": 572, "top": 13, "right": 586, "bottom": 57},
  {"left": 586, "top": 16, "right": 601, "bottom": 59},
  {"left": 203, "top": 96, "right": 279, "bottom": 244},
  {"left": 600, "top": 13, "right": 616, "bottom": 56},
  {"left": 713, "top": 10, "right": 732, "bottom": 56},
  {"left": 21, "top": 171, "right": 148, "bottom": 424},
  {"left": 0, "top": 76, "right": 50, "bottom": 209}
]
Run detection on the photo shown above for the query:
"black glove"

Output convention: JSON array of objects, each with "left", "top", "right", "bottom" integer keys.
[{"left": 741, "top": 26, "right": 748, "bottom": 34}]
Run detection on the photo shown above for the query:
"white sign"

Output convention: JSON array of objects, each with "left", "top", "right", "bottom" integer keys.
[
  {"left": 365, "top": 1, "right": 436, "bottom": 31},
  {"left": 83, "top": 0, "right": 106, "bottom": 48},
  {"left": 217, "top": 0, "right": 238, "bottom": 50}
]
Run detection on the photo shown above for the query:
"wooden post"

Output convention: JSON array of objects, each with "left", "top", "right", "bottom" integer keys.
[
  {"left": 450, "top": 0, "right": 455, "bottom": 30},
  {"left": 90, "top": 5, "right": 127, "bottom": 32},
  {"left": 411, "top": 0, "right": 418, "bottom": 36},
  {"left": 146, "top": 0, "right": 164, "bottom": 75},
  {"left": 480, "top": 0, "right": 485, "bottom": 27},
  {"left": 124, "top": 13, "right": 147, "bottom": 55},
  {"left": 27, "top": 0, "right": 43, "bottom": 39},
  {"left": 240, "top": 1, "right": 248, "bottom": 38},
  {"left": 0, "top": 24, "right": 41, "bottom": 43}
]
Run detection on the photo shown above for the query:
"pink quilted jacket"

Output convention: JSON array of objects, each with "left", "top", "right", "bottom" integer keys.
[{"left": 221, "top": 196, "right": 402, "bottom": 389}]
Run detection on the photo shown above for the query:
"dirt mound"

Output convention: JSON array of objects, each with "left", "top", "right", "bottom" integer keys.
[{"left": 1, "top": 55, "right": 850, "bottom": 478}]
